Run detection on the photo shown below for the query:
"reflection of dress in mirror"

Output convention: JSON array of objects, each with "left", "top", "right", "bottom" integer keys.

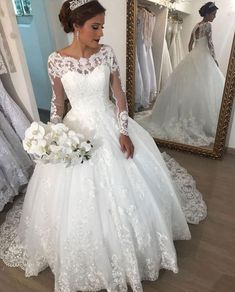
[
  {"left": 161, "top": 39, "right": 173, "bottom": 90},
  {"left": 137, "top": 3, "right": 225, "bottom": 147},
  {"left": 136, "top": 7, "right": 157, "bottom": 109}
]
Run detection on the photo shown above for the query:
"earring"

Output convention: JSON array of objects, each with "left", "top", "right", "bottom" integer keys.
[{"left": 76, "top": 31, "right": 79, "bottom": 40}]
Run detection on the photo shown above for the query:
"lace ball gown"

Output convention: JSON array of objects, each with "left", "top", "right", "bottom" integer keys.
[
  {"left": 136, "top": 22, "right": 225, "bottom": 147},
  {"left": 0, "top": 45, "right": 206, "bottom": 292}
]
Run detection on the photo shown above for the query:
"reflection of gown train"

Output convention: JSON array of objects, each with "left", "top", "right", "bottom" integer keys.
[
  {"left": 0, "top": 45, "right": 206, "bottom": 292},
  {"left": 136, "top": 37, "right": 225, "bottom": 146}
]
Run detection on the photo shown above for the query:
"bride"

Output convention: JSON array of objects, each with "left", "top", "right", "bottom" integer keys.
[
  {"left": 136, "top": 2, "right": 225, "bottom": 147},
  {"left": 0, "top": 1, "right": 207, "bottom": 291}
]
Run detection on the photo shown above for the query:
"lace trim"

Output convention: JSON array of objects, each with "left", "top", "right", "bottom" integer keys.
[
  {"left": 119, "top": 111, "right": 129, "bottom": 136},
  {"left": 0, "top": 195, "right": 178, "bottom": 292},
  {"left": 136, "top": 114, "right": 217, "bottom": 147},
  {"left": 162, "top": 153, "right": 207, "bottom": 224},
  {"left": 48, "top": 45, "right": 118, "bottom": 79},
  {"left": 193, "top": 22, "right": 216, "bottom": 60}
]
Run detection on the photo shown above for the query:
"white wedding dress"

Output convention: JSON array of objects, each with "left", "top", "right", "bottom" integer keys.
[
  {"left": 0, "top": 51, "right": 33, "bottom": 210},
  {"left": 136, "top": 22, "right": 225, "bottom": 147},
  {"left": 0, "top": 45, "right": 207, "bottom": 292}
]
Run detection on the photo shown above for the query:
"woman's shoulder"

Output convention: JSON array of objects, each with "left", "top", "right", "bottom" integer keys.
[
  {"left": 102, "top": 44, "right": 116, "bottom": 55},
  {"left": 198, "top": 21, "right": 212, "bottom": 29},
  {"left": 48, "top": 51, "right": 61, "bottom": 65}
]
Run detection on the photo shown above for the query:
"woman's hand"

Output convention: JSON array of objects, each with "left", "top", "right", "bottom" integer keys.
[{"left": 119, "top": 134, "right": 134, "bottom": 159}]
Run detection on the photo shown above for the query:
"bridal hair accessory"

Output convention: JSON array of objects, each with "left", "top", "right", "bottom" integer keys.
[
  {"left": 69, "top": 0, "right": 93, "bottom": 11},
  {"left": 209, "top": 2, "right": 216, "bottom": 8},
  {"left": 23, "top": 122, "right": 93, "bottom": 167}
]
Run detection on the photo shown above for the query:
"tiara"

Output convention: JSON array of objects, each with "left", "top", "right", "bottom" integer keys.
[
  {"left": 209, "top": 2, "right": 216, "bottom": 8},
  {"left": 69, "top": 0, "right": 93, "bottom": 11}
]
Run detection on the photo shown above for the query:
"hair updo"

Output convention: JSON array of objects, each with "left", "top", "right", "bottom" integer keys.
[
  {"left": 59, "top": 0, "right": 106, "bottom": 33},
  {"left": 199, "top": 2, "right": 218, "bottom": 17}
]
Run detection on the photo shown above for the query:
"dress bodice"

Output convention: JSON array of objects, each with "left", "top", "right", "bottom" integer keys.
[
  {"left": 192, "top": 22, "right": 216, "bottom": 59},
  {"left": 61, "top": 64, "right": 110, "bottom": 112},
  {"left": 48, "top": 45, "right": 129, "bottom": 136}
]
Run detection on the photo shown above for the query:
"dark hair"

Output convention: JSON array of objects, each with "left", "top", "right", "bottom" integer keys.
[
  {"left": 59, "top": 0, "right": 106, "bottom": 33},
  {"left": 199, "top": 2, "right": 218, "bottom": 17}
]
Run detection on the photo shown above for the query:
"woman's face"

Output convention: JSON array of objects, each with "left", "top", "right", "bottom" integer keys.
[
  {"left": 78, "top": 13, "right": 105, "bottom": 49},
  {"left": 207, "top": 10, "right": 217, "bottom": 22}
]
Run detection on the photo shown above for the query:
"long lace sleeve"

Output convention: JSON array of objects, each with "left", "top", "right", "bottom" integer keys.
[
  {"left": 48, "top": 54, "right": 65, "bottom": 124},
  {"left": 206, "top": 23, "right": 216, "bottom": 60},
  {"left": 109, "top": 48, "right": 129, "bottom": 136}
]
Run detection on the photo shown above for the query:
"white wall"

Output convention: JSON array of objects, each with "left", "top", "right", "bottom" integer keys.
[
  {"left": 99, "top": 0, "right": 127, "bottom": 86},
  {"left": 45, "top": 0, "right": 68, "bottom": 50},
  {"left": 0, "top": 0, "right": 39, "bottom": 121}
]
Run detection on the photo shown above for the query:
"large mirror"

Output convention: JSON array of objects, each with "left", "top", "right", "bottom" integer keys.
[{"left": 126, "top": 0, "right": 235, "bottom": 158}]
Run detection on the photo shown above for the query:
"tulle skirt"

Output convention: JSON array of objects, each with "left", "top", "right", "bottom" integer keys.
[{"left": 0, "top": 106, "right": 207, "bottom": 292}]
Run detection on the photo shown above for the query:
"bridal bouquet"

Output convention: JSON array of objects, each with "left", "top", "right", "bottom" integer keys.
[{"left": 23, "top": 122, "right": 93, "bottom": 166}]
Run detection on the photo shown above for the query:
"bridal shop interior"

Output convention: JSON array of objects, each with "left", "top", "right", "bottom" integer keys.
[{"left": 0, "top": 0, "right": 235, "bottom": 291}]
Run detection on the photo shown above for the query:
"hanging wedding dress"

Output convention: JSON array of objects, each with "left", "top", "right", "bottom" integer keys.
[
  {"left": 169, "top": 21, "right": 178, "bottom": 69},
  {"left": 166, "top": 20, "right": 173, "bottom": 49},
  {"left": 161, "top": 38, "right": 173, "bottom": 90},
  {"left": 0, "top": 78, "right": 31, "bottom": 140},
  {"left": 0, "top": 111, "right": 33, "bottom": 210},
  {"left": 144, "top": 10, "right": 157, "bottom": 102},
  {"left": 136, "top": 8, "right": 151, "bottom": 108},
  {"left": 135, "top": 52, "right": 144, "bottom": 110},
  {"left": 175, "top": 23, "right": 185, "bottom": 66},
  {"left": 136, "top": 22, "right": 225, "bottom": 147},
  {"left": 0, "top": 45, "right": 207, "bottom": 292},
  {"left": 0, "top": 51, "right": 33, "bottom": 211}
]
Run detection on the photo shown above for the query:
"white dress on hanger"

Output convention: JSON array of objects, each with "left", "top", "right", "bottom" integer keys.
[
  {"left": 144, "top": 11, "right": 157, "bottom": 102},
  {"left": 0, "top": 111, "right": 33, "bottom": 211},
  {"left": 136, "top": 22, "right": 225, "bottom": 147},
  {"left": 0, "top": 45, "right": 207, "bottom": 292},
  {"left": 137, "top": 8, "right": 151, "bottom": 108},
  {"left": 0, "top": 51, "right": 33, "bottom": 211},
  {"left": 0, "top": 79, "right": 30, "bottom": 140},
  {"left": 169, "top": 21, "right": 179, "bottom": 70},
  {"left": 175, "top": 23, "right": 185, "bottom": 66},
  {"left": 135, "top": 51, "right": 144, "bottom": 110},
  {"left": 166, "top": 21, "right": 173, "bottom": 49},
  {"left": 161, "top": 38, "right": 173, "bottom": 90}
]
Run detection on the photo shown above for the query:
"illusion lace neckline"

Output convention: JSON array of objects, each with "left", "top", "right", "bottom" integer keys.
[{"left": 56, "top": 44, "right": 105, "bottom": 62}]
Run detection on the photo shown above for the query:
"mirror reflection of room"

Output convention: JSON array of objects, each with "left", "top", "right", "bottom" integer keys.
[{"left": 134, "top": 0, "right": 233, "bottom": 148}]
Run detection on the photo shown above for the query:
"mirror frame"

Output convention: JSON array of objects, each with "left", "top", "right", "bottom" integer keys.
[{"left": 126, "top": 0, "right": 235, "bottom": 159}]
